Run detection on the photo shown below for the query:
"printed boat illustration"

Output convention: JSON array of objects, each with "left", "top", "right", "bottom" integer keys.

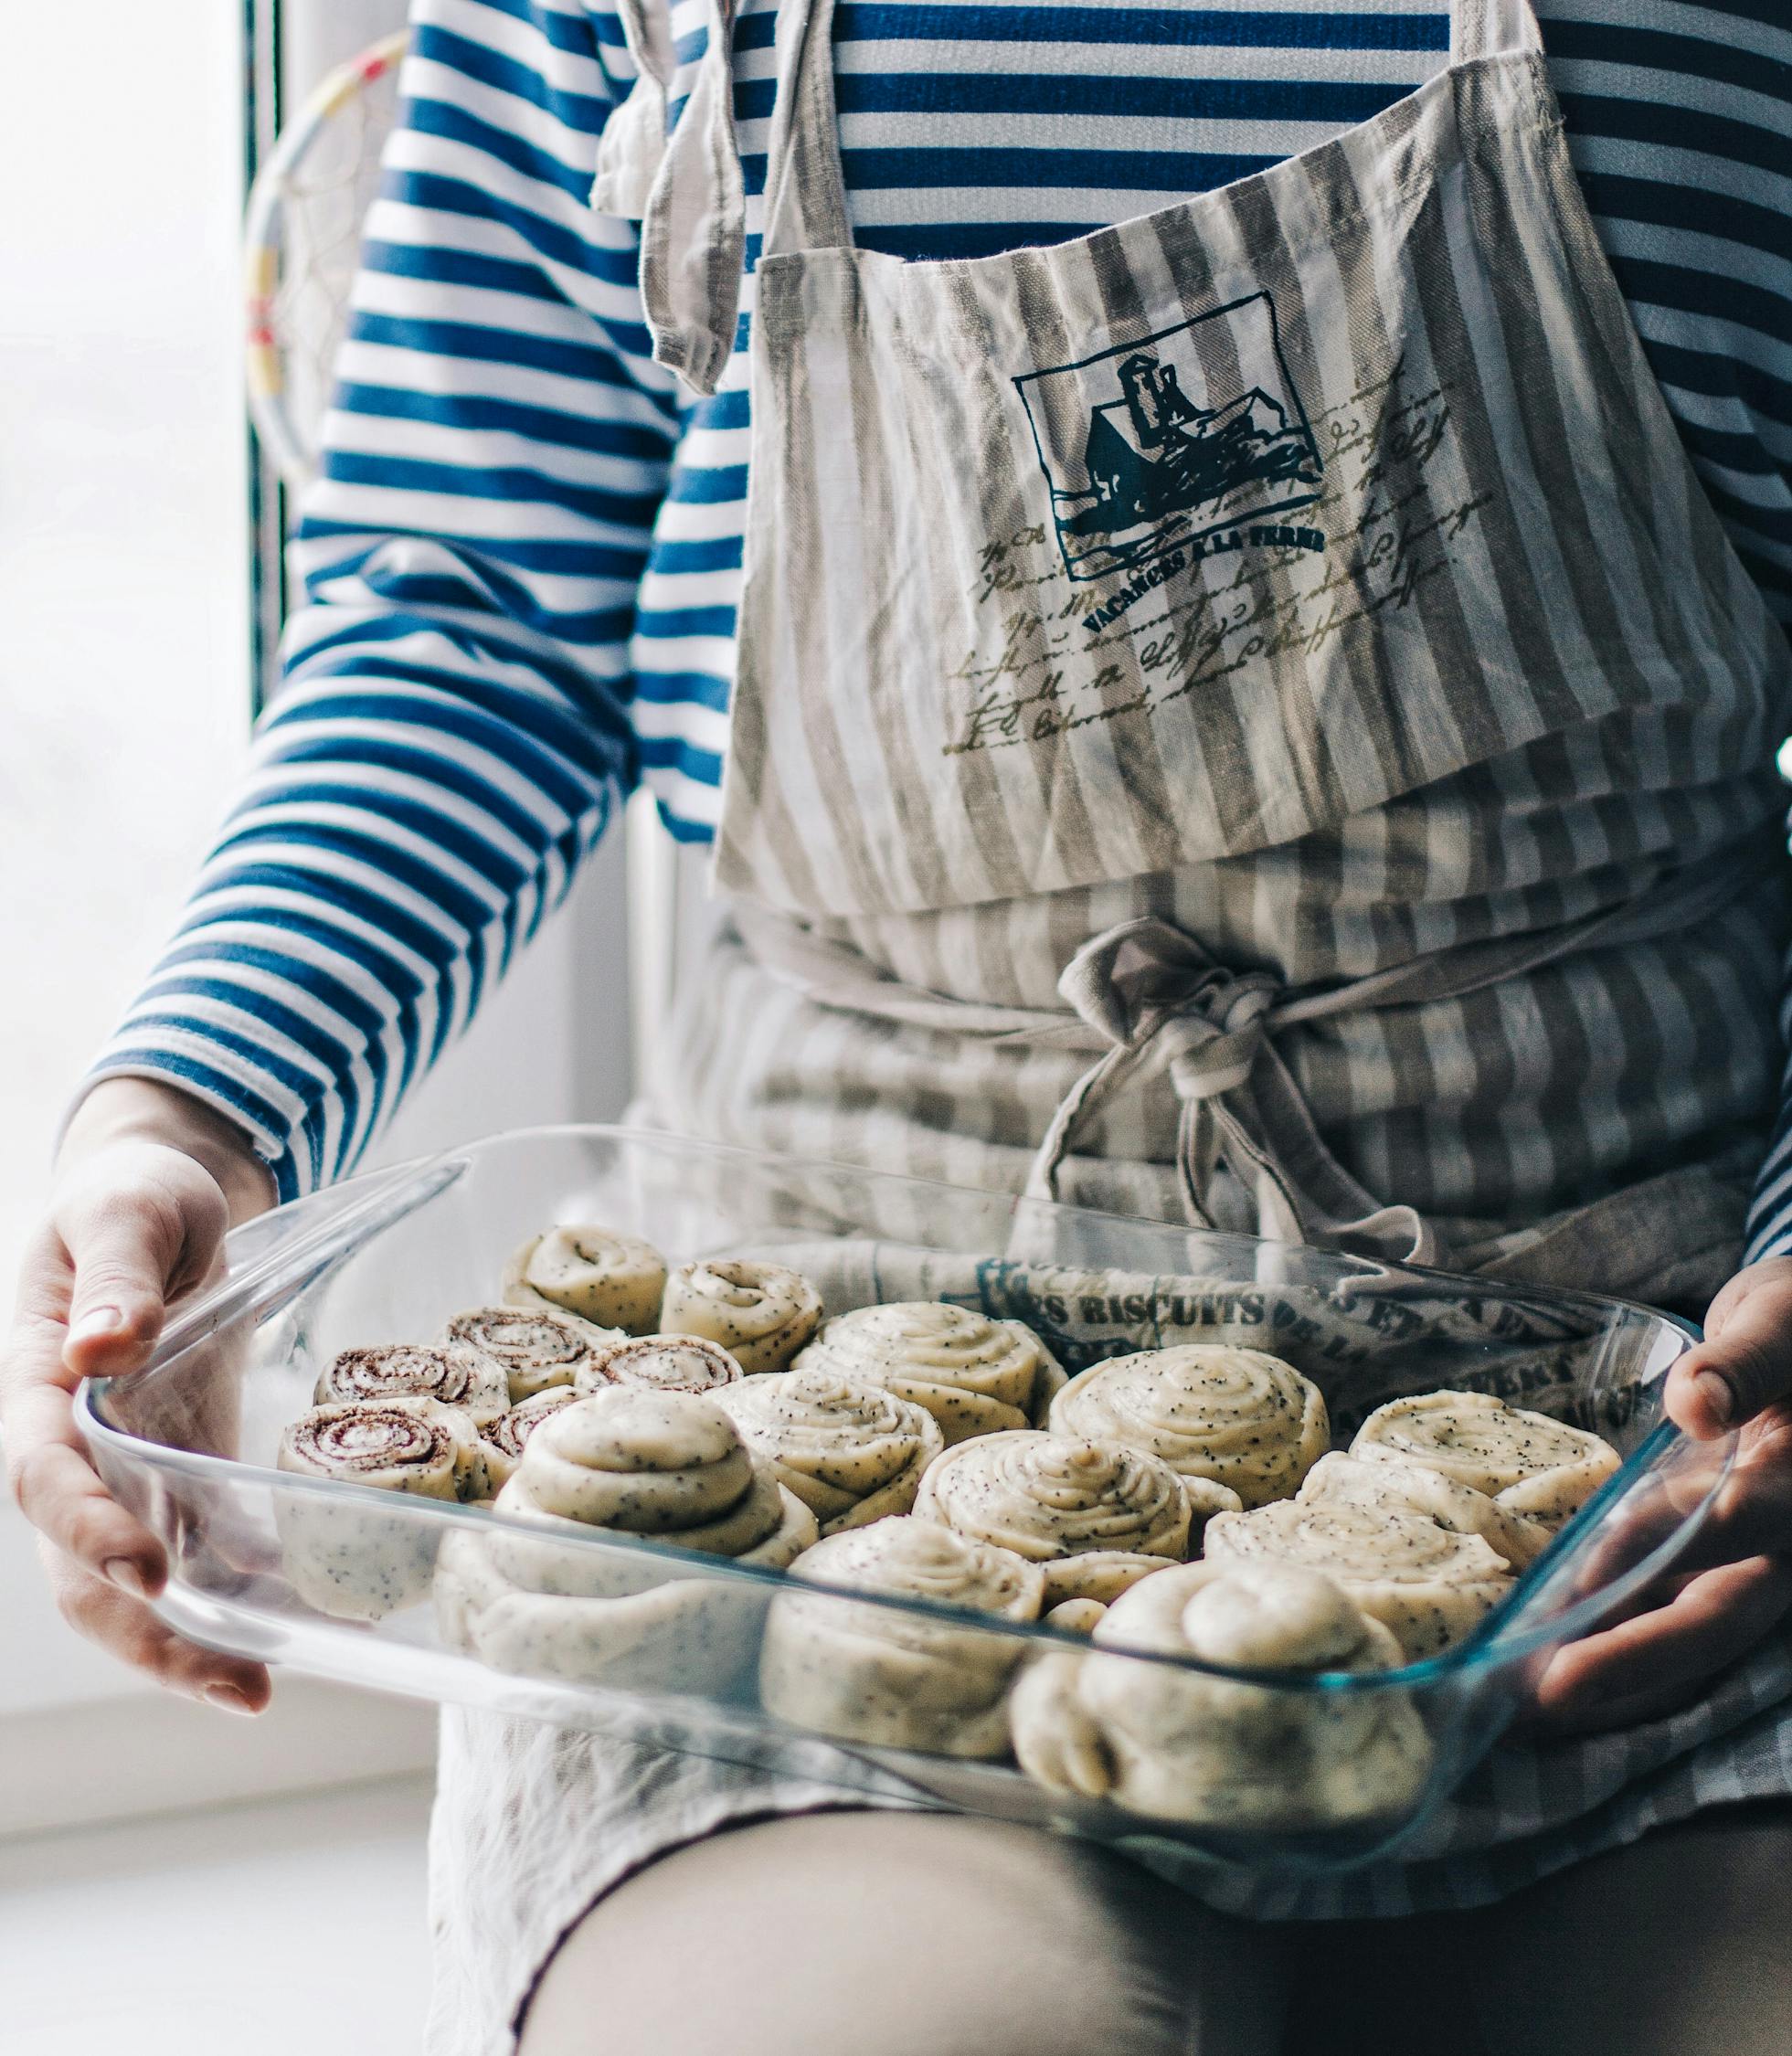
[{"left": 1066, "top": 351, "right": 1323, "bottom": 539}]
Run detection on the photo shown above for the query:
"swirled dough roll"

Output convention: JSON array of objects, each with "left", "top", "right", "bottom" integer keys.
[
  {"left": 478, "top": 1386, "right": 580, "bottom": 1496},
  {"left": 1011, "top": 1561, "right": 1431, "bottom": 1829},
  {"left": 1049, "top": 1345, "right": 1327, "bottom": 1509},
  {"left": 713, "top": 1368, "right": 943, "bottom": 1533},
  {"left": 573, "top": 1332, "right": 743, "bottom": 1400},
  {"left": 438, "top": 1389, "right": 816, "bottom": 1693},
  {"left": 314, "top": 1341, "right": 510, "bottom": 1429},
  {"left": 660, "top": 1258, "right": 824, "bottom": 1372},
  {"left": 913, "top": 1430, "right": 1221, "bottom": 1604},
  {"left": 278, "top": 1396, "right": 484, "bottom": 1619},
  {"left": 1203, "top": 1495, "right": 1513, "bottom": 1659},
  {"left": 1299, "top": 1451, "right": 1550, "bottom": 1572},
  {"left": 504, "top": 1226, "right": 667, "bottom": 1334},
  {"left": 441, "top": 1305, "right": 621, "bottom": 1403},
  {"left": 1350, "top": 1390, "right": 1620, "bottom": 1529},
  {"left": 792, "top": 1302, "right": 1065, "bottom": 1445},
  {"left": 760, "top": 1517, "right": 1044, "bottom": 1757}
]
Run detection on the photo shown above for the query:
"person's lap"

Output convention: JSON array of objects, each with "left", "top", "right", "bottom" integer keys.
[{"left": 517, "top": 1803, "right": 1792, "bottom": 2056}]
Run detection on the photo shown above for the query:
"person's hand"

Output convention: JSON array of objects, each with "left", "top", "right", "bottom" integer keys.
[
  {"left": 1, "top": 1077, "right": 279, "bottom": 1713},
  {"left": 1535, "top": 1256, "right": 1792, "bottom": 1732}
]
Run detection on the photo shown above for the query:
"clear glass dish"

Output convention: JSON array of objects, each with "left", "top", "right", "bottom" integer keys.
[{"left": 78, "top": 1125, "right": 1732, "bottom": 1877}]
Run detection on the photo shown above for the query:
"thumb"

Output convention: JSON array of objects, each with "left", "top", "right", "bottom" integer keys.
[
  {"left": 54, "top": 1150, "right": 229, "bottom": 1379},
  {"left": 1667, "top": 1256, "right": 1792, "bottom": 1440}
]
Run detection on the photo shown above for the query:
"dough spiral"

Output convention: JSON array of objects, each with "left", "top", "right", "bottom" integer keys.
[
  {"left": 760, "top": 1517, "right": 1044, "bottom": 1757},
  {"left": 1350, "top": 1390, "right": 1620, "bottom": 1529},
  {"left": 314, "top": 1341, "right": 510, "bottom": 1429},
  {"left": 504, "top": 1225, "right": 668, "bottom": 1334},
  {"left": 437, "top": 1389, "right": 816, "bottom": 1693},
  {"left": 441, "top": 1305, "right": 620, "bottom": 1402},
  {"left": 713, "top": 1368, "right": 943, "bottom": 1533},
  {"left": 478, "top": 1386, "right": 580, "bottom": 1496},
  {"left": 1048, "top": 1345, "right": 1328, "bottom": 1508},
  {"left": 793, "top": 1301, "right": 1064, "bottom": 1444},
  {"left": 573, "top": 1332, "right": 744, "bottom": 1399},
  {"left": 661, "top": 1258, "right": 823, "bottom": 1372},
  {"left": 914, "top": 1430, "right": 1222, "bottom": 1604},
  {"left": 277, "top": 1395, "right": 484, "bottom": 1620},
  {"left": 1012, "top": 1561, "right": 1431, "bottom": 1829},
  {"left": 1299, "top": 1451, "right": 1549, "bottom": 1572},
  {"left": 1203, "top": 1493, "right": 1513, "bottom": 1659}
]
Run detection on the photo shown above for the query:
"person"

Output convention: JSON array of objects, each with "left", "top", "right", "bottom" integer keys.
[{"left": 7, "top": 0, "right": 1792, "bottom": 2049}]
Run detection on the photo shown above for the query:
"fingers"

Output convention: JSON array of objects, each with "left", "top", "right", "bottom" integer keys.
[
  {"left": 48, "top": 1148, "right": 230, "bottom": 1379},
  {"left": 1668, "top": 1256, "right": 1792, "bottom": 1438},
  {"left": 3, "top": 1309, "right": 170, "bottom": 1595},
  {"left": 1532, "top": 1552, "right": 1792, "bottom": 1734},
  {"left": 40, "top": 1538, "right": 270, "bottom": 1713}
]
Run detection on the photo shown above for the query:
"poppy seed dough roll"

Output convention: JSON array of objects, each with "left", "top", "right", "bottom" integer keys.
[
  {"left": 1012, "top": 1560, "right": 1431, "bottom": 1829},
  {"left": 278, "top": 1395, "right": 485, "bottom": 1620},
  {"left": 1049, "top": 1345, "right": 1328, "bottom": 1509},
  {"left": 1203, "top": 1494, "right": 1514, "bottom": 1659},
  {"left": 1299, "top": 1451, "right": 1550, "bottom": 1572},
  {"left": 760, "top": 1517, "right": 1044, "bottom": 1757},
  {"left": 504, "top": 1225, "right": 668, "bottom": 1335},
  {"left": 913, "top": 1429, "right": 1229, "bottom": 1605},
  {"left": 314, "top": 1340, "right": 510, "bottom": 1430},
  {"left": 660, "top": 1257, "right": 824, "bottom": 1372},
  {"left": 792, "top": 1301, "right": 1064, "bottom": 1445},
  {"left": 438, "top": 1388, "right": 816, "bottom": 1694},
  {"left": 1350, "top": 1389, "right": 1621, "bottom": 1530},
  {"left": 713, "top": 1367, "right": 944, "bottom": 1533},
  {"left": 477, "top": 1385, "right": 581, "bottom": 1496},
  {"left": 441, "top": 1305, "right": 622, "bottom": 1403},
  {"left": 573, "top": 1331, "right": 744, "bottom": 1400}
]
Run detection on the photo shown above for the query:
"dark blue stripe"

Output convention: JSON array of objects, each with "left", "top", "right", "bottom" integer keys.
[
  {"left": 411, "top": 20, "right": 611, "bottom": 132},
  {"left": 379, "top": 168, "right": 644, "bottom": 296},
  {"left": 631, "top": 665, "right": 733, "bottom": 714}
]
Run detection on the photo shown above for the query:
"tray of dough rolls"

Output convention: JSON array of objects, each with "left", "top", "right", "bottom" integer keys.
[{"left": 78, "top": 1125, "right": 1732, "bottom": 1877}]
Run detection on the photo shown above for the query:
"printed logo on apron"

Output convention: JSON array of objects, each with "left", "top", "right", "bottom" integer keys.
[{"left": 1015, "top": 290, "right": 1324, "bottom": 588}]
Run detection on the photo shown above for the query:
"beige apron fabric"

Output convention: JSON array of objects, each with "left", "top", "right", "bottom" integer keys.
[{"left": 424, "top": 2, "right": 1792, "bottom": 2049}]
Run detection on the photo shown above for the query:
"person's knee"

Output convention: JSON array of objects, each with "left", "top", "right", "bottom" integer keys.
[{"left": 519, "top": 1811, "right": 1264, "bottom": 2056}]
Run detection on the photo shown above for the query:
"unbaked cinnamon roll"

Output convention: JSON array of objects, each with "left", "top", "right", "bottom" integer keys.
[
  {"left": 1299, "top": 1451, "right": 1550, "bottom": 1572},
  {"left": 478, "top": 1386, "right": 581, "bottom": 1496},
  {"left": 276, "top": 1395, "right": 484, "bottom": 1619},
  {"left": 913, "top": 1430, "right": 1221, "bottom": 1605},
  {"left": 760, "top": 1517, "right": 1045, "bottom": 1757},
  {"left": 573, "top": 1331, "right": 743, "bottom": 1399},
  {"left": 1203, "top": 1492, "right": 1514, "bottom": 1659},
  {"left": 792, "top": 1301, "right": 1064, "bottom": 1445},
  {"left": 504, "top": 1225, "right": 668, "bottom": 1334},
  {"left": 660, "top": 1257, "right": 824, "bottom": 1372},
  {"left": 436, "top": 1389, "right": 816, "bottom": 1693},
  {"left": 1012, "top": 1561, "right": 1430, "bottom": 1829},
  {"left": 1048, "top": 1345, "right": 1327, "bottom": 1509},
  {"left": 441, "top": 1305, "right": 620, "bottom": 1403},
  {"left": 1349, "top": 1390, "right": 1621, "bottom": 1529},
  {"left": 313, "top": 1340, "right": 509, "bottom": 1429},
  {"left": 713, "top": 1367, "right": 944, "bottom": 1533}
]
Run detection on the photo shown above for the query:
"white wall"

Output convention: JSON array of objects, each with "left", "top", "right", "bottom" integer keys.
[{"left": 0, "top": 0, "right": 633, "bottom": 1766}]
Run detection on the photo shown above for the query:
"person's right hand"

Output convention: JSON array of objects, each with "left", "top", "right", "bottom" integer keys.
[{"left": 1, "top": 1077, "right": 279, "bottom": 1713}]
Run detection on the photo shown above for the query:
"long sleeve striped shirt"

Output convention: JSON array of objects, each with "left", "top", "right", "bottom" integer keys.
[{"left": 92, "top": 0, "right": 1792, "bottom": 1259}]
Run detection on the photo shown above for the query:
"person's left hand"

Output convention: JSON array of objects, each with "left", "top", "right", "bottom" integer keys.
[{"left": 1534, "top": 1256, "right": 1792, "bottom": 1733}]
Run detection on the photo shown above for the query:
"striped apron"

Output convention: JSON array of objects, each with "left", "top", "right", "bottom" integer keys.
[{"left": 426, "top": 4, "right": 1792, "bottom": 2048}]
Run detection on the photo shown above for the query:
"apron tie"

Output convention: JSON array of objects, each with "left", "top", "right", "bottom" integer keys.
[
  {"left": 732, "top": 843, "right": 1765, "bottom": 1270},
  {"left": 1027, "top": 918, "right": 1439, "bottom": 1264}
]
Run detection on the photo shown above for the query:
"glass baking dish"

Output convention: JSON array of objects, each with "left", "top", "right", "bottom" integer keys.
[{"left": 78, "top": 1124, "right": 1732, "bottom": 1877}]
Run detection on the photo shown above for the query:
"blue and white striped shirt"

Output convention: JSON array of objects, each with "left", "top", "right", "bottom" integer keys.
[{"left": 95, "top": 0, "right": 1792, "bottom": 1257}]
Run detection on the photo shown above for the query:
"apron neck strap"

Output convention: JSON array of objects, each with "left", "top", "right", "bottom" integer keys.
[
  {"left": 1452, "top": 0, "right": 1544, "bottom": 65},
  {"left": 631, "top": 0, "right": 850, "bottom": 397},
  {"left": 761, "top": 0, "right": 854, "bottom": 260}
]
